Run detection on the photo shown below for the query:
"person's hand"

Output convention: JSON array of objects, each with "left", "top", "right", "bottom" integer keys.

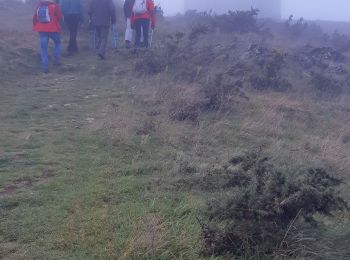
[
  {"left": 151, "top": 24, "right": 155, "bottom": 30},
  {"left": 88, "top": 20, "right": 93, "bottom": 31}
]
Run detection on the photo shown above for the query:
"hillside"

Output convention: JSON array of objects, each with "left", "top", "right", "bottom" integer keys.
[{"left": 0, "top": 2, "right": 350, "bottom": 259}]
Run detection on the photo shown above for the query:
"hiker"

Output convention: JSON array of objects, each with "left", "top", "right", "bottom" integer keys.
[
  {"left": 88, "top": 0, "right": 116, "bottom": 60},
  {"left": 60, "top": 0, "right": 83, "bottom": 56},
  {"left": 33, "top": 0, "right": 63, "bottom": 73},
  {"left": 124, "top": 0, "right": 134, "bottom": 49},
  {"left": 131, "top": 0, "right": 156, "bottom": 48}
]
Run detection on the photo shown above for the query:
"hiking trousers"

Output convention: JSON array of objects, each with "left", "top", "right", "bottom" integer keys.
[
  {"left": 38, "top": 32, "right": 61, "bottom": 72},
  {"left": 125, "top": 18, "right": 132, "bottom": 43},
  {"left": 64, "top": 14, "right": 80, "bottom": 55},
  {"left": 135, "top": 19, "right": 150, "bottom": 48},
  {"left": 95, "top": 26, "right": 109, "bottom": 57}
]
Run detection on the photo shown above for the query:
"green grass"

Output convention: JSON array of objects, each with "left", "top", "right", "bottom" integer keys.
[
  {"left": 1, "top": 39, "right": 350, "bottom": 259},
  {"left": 0, "top": 129, "right": 201, "bottom": 258},
  {"left": 0, "top": 62, "right": 205, "bottom": 259}
]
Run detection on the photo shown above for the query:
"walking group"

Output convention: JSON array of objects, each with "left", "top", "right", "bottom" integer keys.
[{"left": 32, "top": 0, "right": 156, "bottom": 73}]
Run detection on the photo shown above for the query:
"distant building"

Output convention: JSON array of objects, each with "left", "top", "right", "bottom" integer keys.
[{"left": 184, "top": 0, "right": 282, "bottom": 19}]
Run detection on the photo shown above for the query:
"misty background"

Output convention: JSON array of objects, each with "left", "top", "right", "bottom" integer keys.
[
  {"left": 157, "top": 0, "right": 350, "bottom": 22},
  {"left": 12, "top": 0, "right": 350, "bottom": 21}
]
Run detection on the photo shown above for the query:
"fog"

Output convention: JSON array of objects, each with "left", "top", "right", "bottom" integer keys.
[
  {"left": 282, "top": 0, "right": 350, "bottom": 21},
  {"left": 157, "top": 0, "right": 350, "bottom": 22},
  {"left": 14, "top": 0, "right": 350, "bottom": 22},
  {"left": 156, "top": 0, "right": 184, "bottom": 16}
]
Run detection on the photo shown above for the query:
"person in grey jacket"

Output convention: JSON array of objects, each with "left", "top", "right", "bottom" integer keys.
[{"left": 88, "top": 0, "right": 116, "bottom": 59}]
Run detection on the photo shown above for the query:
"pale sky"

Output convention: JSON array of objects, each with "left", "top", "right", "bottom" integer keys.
[
  {"left": 156, "top": 0, "right": 350, "bottom": 21},
  {"left": 282, "top": 0, "right": 350, "bottom": 21},
  {"left": 155, "top": 0, "right": 184, "bottom": 15}
]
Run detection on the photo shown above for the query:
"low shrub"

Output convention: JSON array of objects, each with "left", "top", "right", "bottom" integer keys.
[
  {"left": 134, "top": 52, "right": 165, "bottom": 75},
  {"left": 285, "top": 15, "right": 308, "bottom": 39},
  {"left": 311, "top": 73, "right": 343, "bottom": 97},
  {"left": 250, "top": 74, "right": 291, "bottom": 92},
  {"left": 189, "top": 24, "right": 210, "bottom": 41},
  {"left": 248, "top": 46, "right": 292, "bottom": 91},
  {"left": 199, "top": 150, "right": 348, "bottom": 258},
  {"left": 330, "top": 31, "right": 350, "bottom": 52},
  {"left": 213, "top": 8, "right": 260, "bottom": 34}
]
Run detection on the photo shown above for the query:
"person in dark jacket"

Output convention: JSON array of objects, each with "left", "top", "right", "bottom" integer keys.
[
  {"left": 88, "top": 0, "right": 116, "bottom": 59},
  {"left": 124, "top": 0, "right": 134, "bottom": 49},
  {"left": 60, "top": 0, "right": 83, "bottom": 56}
]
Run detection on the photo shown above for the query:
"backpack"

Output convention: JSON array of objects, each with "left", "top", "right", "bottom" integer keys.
[
  {"left": 37, "top": 4, "right": 51, "bottom": 23},
  {"left": 133, "top": 0, "right": 147, "bottom": 15}
]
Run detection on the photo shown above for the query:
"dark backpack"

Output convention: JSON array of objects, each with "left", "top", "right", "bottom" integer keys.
[{"left": 37, "top": 4, "right": 51, "bottom": 23}]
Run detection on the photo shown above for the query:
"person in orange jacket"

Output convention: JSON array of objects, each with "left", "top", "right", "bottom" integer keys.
[
  {"left": 131, "top": 0, "right": 156, "bottom": 48},
  {"left": 33, "top": 0, "right": 63, "bottom": 73}
]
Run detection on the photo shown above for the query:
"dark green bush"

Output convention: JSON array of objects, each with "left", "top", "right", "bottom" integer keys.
[
  {"left": 330, "top": 31, "right": 350, "bottom": 52},
  {"left": 214, "top": 8, "right": 260, "bottom": 34},
  {"left": 189, "top": 24, "right": 210, "bottom": 41},
  {"left": 248, "top": 46, "right": 291, "bottom": 92},
  {"left": 184, "top": 8, "right": 261, "bottom": 35},
  {"left": 311, "top": 73, "right": 343, "bottom": 97},
  {"left": 134, "top": 52, "right": 165, "bottom": 75},
  {"left": 285, "top": 15, "right": 308, "bottom": 39},
  {"left": 199, "top": 150, "right": 348, "bottom": 258}
]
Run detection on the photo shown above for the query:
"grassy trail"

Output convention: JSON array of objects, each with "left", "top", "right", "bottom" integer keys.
[
  {"left": 1, "top": 15, "right": 350, "bottom": 257},
  {"left": 0, "top": 55, "right": 201, "bottom": 259}
]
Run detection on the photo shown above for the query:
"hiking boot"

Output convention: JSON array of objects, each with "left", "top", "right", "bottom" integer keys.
[
  {"left": 125, "top": 40, "right": 131, "bottom": 49},
  {"left": 98, "top": 53, "right": 105, "bottom": 60}
]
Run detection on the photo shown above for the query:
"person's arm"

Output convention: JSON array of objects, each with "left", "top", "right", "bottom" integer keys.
[
  {"left": 56, "top": 4, "right": 63, "bottom": 22},
  {"left": 78, "top": 0, "right": 84, "bottom": 22},
  {"left": 88, "top": 0, "right": 93, "bottom": 21},
  {"left": 131, "top": 14, "right": 135, "bottom": 29},
  {"left": 123, "top": 1, "right": 127, "bottom": 19},
  {"left": 110, "top": 0, "right": 116, "bottom": 25},
  {"left": 147, "top": 0, "right": 156, "bottom": 29},
  {"left": 33, "top": 10, "right": 37, "bottom": 26},
  {"left": 59, "top": 0, "right": 65, "bottom": 15}
]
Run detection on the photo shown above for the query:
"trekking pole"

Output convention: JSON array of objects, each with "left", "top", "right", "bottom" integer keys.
[
  {"left": 111, "top": 24, "right": 118, "bottom": 49},
  {"left": 93, "top": 30, "right": 97, "bottom": 49},
  {"left": 89, "top": 21, "right": 97, "bottom": 50},
  {"left": 149, "top": 29, "right": 154, "bottom": 48}
]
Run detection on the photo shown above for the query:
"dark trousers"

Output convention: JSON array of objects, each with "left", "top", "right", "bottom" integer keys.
[
  {"left": 95, "top": 26, "right": 109, "bottom": 56},
  {"left": 135, "top": 19, "right": 150, "bottom": 48},
  {"left": 64, "top": 14, "right": 80, "bottom": 54}
]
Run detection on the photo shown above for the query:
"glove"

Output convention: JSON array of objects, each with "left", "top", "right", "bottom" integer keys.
[{"left": 88, "top": 21, "right": 93, "bottom": 31}]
